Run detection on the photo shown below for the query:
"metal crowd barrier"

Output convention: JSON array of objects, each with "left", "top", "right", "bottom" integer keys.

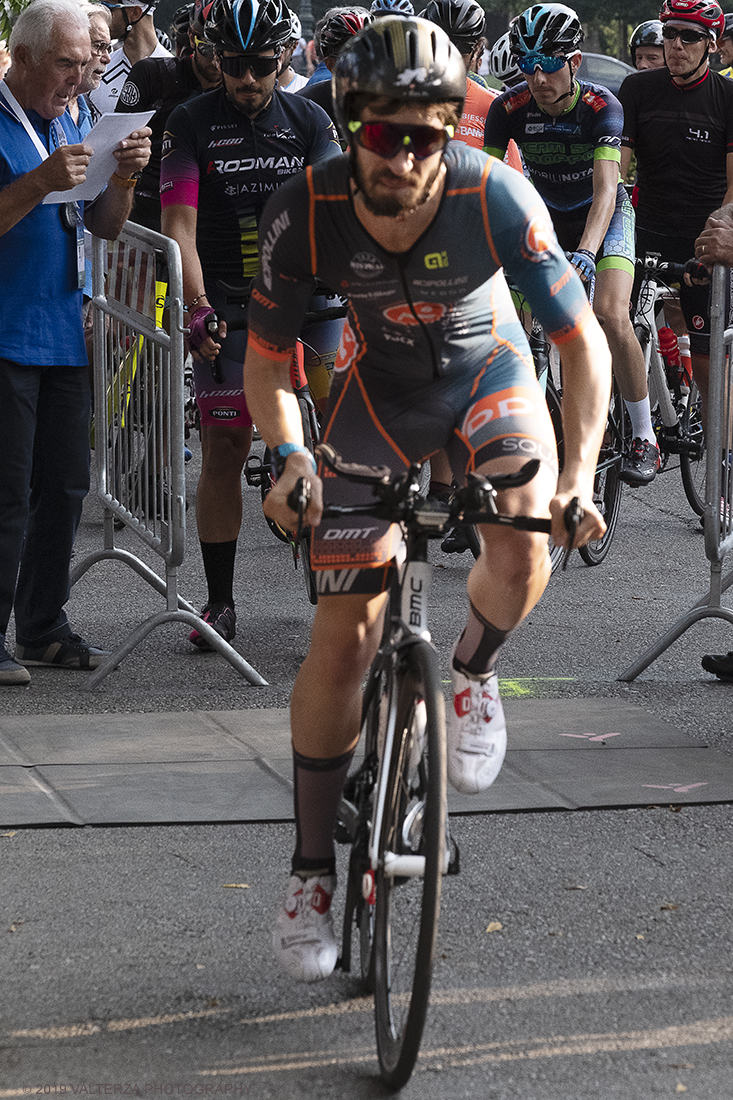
[
  {"left": 620, "top": 263, "right": 733, "bottom": 680},
  {"left": 71, "top": 222, "right": 267, "bottom": 688}
]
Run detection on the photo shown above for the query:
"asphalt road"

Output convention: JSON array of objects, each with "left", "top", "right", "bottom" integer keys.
[{"left": 2, "top": 440, "right": 733, "bottom": 1097}]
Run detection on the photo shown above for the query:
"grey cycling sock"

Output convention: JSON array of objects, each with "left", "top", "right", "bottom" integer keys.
[
  {"left": 291, "top": 747, "right": 354, "bottom": 877},
  {"left": 453, "top": 601, "right": 509, "bottom": 680}
]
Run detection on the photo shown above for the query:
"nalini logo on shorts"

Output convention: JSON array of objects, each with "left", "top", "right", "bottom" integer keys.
[
  {"left": 210, "top": 407, "right": 239, "bottom": 420},
  {"left": 350, "top": 252, "right": 384, "bottom": 279},
  {"left": 424, "top": 251, "right": 448, "bottom": 269}
]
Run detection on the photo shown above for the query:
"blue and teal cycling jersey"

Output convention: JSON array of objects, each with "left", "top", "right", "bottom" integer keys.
[
  {"left": 484, "top": 79, "right": 622, "bottom": 214},
  {"left": 247, "top": 141, "right": 592, "bottom": 381}
]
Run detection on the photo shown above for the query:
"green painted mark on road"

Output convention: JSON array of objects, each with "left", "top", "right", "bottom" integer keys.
[{"left": 441, "top": 676, "right": 575, "bottom": 697}]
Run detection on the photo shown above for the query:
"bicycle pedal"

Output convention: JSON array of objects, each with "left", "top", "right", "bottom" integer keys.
[{"left": 244, "top": 454, "right": 265, "bottom": 487}]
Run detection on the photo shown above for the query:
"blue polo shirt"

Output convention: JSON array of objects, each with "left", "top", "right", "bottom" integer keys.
[{"left": 0, "top": 101, "right": 87, "bottom": 366}]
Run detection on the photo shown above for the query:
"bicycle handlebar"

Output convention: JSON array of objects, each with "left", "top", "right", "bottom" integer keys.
[{"left": 636, "top": 255, "right": 709, "bottom": 284}]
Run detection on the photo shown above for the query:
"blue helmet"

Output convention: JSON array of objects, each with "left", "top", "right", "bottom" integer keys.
[
  {"left": 510, "top": 4, "right": 584, "bottom": 57},
  {"left": 370, "top": 0, "right": 414, "bottom": 13}
]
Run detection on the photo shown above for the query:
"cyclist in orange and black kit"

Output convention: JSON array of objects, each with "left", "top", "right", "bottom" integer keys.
[
  {"left": 618, "top": 0, "right": 733, "bottom": 425},
  {"left": 243, "top": 17, "right": 611, "bottom": 984}
]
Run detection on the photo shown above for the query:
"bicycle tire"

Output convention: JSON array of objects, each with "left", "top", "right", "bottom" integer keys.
[
  {"left": 297, "top": 392, "right": 320, "bottom": 604},
  {"left": 680, "top": 381, "right": 706, "bottom": 516},
  {"left": 578, "top": 381, "right": 625, "bottom": 566},
  {"left": 373, "top": 639, "right": 446, "bottom": 1090},
  {"left": 545, "top": 378, "right": 566, "bottom": 573}
]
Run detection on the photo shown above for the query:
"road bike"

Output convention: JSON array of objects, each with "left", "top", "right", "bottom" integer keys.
[
  {"left": 632, "top": 254, "right": 706, "bottom": 516},
  {"left": 290, "top": 445, "right": 575, "bottom": 1088}
]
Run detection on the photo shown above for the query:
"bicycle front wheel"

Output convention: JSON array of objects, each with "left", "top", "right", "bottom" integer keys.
[
  {"left": 680, "top": 381, "right": 706, "bottom": 516},
  {"left": 373, "top": 639, "right": 446, "bottom": 1090},
  {"left": 579, "top": 381, "right": 626, "bottom": 566}
]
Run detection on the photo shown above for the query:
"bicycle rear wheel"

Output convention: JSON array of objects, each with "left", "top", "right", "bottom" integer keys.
[
  {"left": 579, "top": 381, "right": 626, "bottom": 566},
  {"left": 680, "top": 381, "right": 706, "bottom": 516},
  {"left": 373, "top": 639, "right": 446, "bottom": 1090}
]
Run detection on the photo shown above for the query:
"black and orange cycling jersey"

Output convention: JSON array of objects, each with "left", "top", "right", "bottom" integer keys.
[{"left": 247, "top": 142, "right": 592, "bottom": 592}]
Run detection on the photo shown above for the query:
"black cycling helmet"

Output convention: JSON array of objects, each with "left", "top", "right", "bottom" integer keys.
[
  {"left": 205, "top": 0, "right": 292, "bottom": 52},
  {"left": 720, "top": 10, "right": 733, "bottom": 39},
  {"left": 315, "top": 7, "right": 372, "bottom": 60},
  {"left": 510, "top": 3, "right": 584, "bottom": 57},
  {"left": 370, "top": 0, "right": 415, "bottom": 14},
  {"left": 170, "top": 2, "right": 194, "bottom": 50},
  {"left": 190, "top": 0, "right": 214, "bottom": 34},
  {"left": 418, "top": 0, "right": 485, "bottom": 52},
  {"left": 333, "top": 15, "right": 465, "bottom": 139},
  {"left": 629, "top": 19, "right": 663, "bottom": 60}
]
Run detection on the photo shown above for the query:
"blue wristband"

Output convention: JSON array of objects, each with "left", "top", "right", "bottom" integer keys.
[{"left": 271, "top": 443, "right": 317, "bottom": 479}]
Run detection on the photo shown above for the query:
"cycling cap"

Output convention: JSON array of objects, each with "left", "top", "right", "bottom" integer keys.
[
  {"left": 370, "top": 0, "right": 415, "bottom": 14},
  {"left": 417, "top": 0, "right": 486, "bottom": 52},
  {"left": 510, "top": 4, "right": 584, "bottom": 56},
  {"left": 333, "top": 15, "right": 465, "bottom": 137},
  {"left": 315, "top": 7, "right": 372, "bottom": 59},
  {"left": 205, "top": 0, "right": 292, "bottom": 52},
  {"left": 629, "top": 19, "right": 663, "bottom": 57},
  {"left": 190, "top": 0, "right": 214, "bottom": 34},
  {"left": 659, "top": 0, "right": 724, "bottom": 40},
  {"left": 488, "top": 28, "right": 522, "bottom": 83}
]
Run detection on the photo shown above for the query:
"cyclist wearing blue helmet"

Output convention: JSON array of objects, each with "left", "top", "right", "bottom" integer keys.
[
  {"left": 487, "top": 3, "right": 661, "bottom": 487},
  {"left": 370, "top": 0, "right": 414, "bottom": 13}
]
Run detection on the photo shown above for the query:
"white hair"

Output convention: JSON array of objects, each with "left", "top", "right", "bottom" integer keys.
[
  {"left": 78, "top": 1, "right": 113, "bottom": 25},
  {"left": 9, "top": 0, "right": 91, "bottom": 62}
]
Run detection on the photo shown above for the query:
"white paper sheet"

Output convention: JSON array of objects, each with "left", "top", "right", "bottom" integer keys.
[{"left": 42, "top": 110, "right": 155, "bottom": 204}]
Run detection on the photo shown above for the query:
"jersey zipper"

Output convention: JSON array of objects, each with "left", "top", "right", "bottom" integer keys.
[{"left": 394, "top": 253, "right": 441, "bottom": 380}]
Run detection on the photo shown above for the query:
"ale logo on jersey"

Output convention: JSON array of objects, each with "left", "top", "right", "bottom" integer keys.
[
  {"left": 383, "top": 301, "right": 447, "bottom": 326},
  {"left": 424, "top": 251, "right": 448, "bottom": 270},
  {"left": 350, "top": 252, "right": 384, "bottom": 280}
]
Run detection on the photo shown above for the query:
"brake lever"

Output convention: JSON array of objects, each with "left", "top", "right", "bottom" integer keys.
[
  {"left": 560, "top": 496, "right": 583, "bottom": 572},
  {"left": 286, "top": 476, "right": 311, "bottom": 542}
]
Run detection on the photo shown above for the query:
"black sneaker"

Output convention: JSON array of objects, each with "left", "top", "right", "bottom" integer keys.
[
  {"left": 619, "top": 437, "right": 661, "bottom": 486},
  {"left": 701, "top": 651, "right": 733, "bottom": 682},
  {"left": 441, "top": 525, "right": 472, "bottom": 554},
  {"left": 188, "top": 602, "right": 236, "bottom": 650},
  {"left": 15, "top": 633, "right": 109, "bottom": 670}
]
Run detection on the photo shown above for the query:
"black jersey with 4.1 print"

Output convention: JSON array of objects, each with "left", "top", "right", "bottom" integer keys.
[{"left": 618, "top": 66, "right": 733, "bottom": 237}]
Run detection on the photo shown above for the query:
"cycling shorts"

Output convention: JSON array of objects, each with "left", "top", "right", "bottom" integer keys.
[
  {"left": 550, "top": 183, "right": 636, "bottom": 278},
  {"left": 312, "top": 333, "right": 557, "bottom": 596}
]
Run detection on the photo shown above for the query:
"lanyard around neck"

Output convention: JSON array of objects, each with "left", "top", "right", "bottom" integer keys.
[{"left": 0, "top": 81, "right": 59, "bottom": 162}]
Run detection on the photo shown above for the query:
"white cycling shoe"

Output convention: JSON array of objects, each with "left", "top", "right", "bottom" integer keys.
[
  {"left": 447, "top": 656, "right": 507, "bottom": 796},
  {"left": 273, "top": 874, "right": 338, "bottom": 982}
]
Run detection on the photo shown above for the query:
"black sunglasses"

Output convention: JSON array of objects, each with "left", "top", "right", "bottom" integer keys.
[
  {"left": 662, "top": 25, "right": 709, "bottom": 44},
  {"left": 348, "top": 120, "right": 454, "bottom": 161},
  {"left": 216, "top": 52, "right": 280, "bottom": 78}
]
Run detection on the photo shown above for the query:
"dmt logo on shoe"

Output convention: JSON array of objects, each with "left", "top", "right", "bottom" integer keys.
[{"left": 454, "top": 685, "right": 498, "bottom": 721}]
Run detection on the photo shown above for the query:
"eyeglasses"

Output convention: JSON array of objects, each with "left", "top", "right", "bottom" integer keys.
[
  {"left": 516, "top": 52, "right": 569, "bottom": 75},
  {"left": 348, "top": 120, "right": 454, "bottom": 160},
  {"left": 194, "top": 35, "right": 216, "bottom": 58},
  {"left": 90, "top": 39, "right": 113, "bottom": 55},
  {"left": 216, "top": 52, "right": 280, "bottom": 78},
  {"left": 662, "top": 25, "right": 709, "bottom": 44}
]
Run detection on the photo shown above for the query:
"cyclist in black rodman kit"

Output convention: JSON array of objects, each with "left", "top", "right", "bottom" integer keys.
[{"left": 160, "top": 0, "right": 340, "bottom": 650}]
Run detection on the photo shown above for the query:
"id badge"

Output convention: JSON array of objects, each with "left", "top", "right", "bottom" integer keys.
[{"left": 76, "top": 219, "right": 85, "bottom": 289}]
